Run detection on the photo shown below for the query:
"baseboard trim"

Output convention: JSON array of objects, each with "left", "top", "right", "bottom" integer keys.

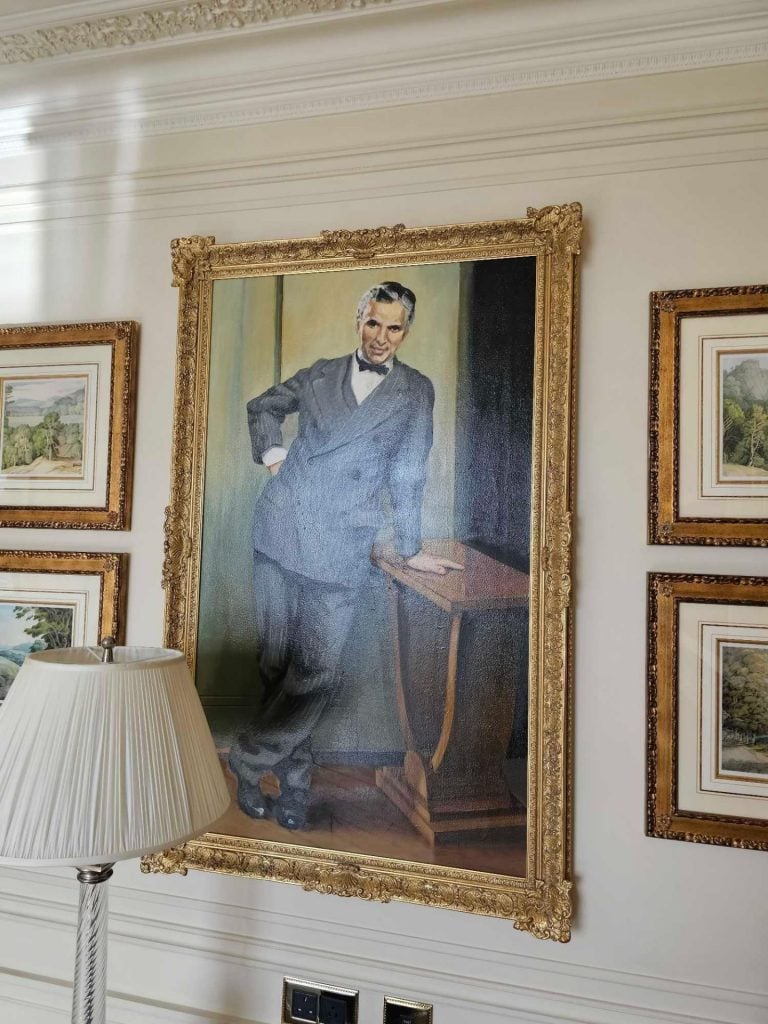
[
  {"left": 0, "top": 872, "right": 764, "bottom": 1024},
  {"left": 0, "top": 967, "right": 263, "bottom": 1023}
]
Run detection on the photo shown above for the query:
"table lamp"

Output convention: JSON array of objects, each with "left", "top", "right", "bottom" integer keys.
[{"left": 0, "top": 639, "right": 231, "bottom": 1024}]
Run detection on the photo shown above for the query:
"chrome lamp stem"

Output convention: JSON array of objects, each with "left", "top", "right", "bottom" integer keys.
[{"left": 72, "top": 864, "right": 114, "bottom": 1024}]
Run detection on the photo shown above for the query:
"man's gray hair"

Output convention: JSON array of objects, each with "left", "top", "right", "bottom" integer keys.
[{"left": 356, "top": 281, "right": 416, "bottom": 330}]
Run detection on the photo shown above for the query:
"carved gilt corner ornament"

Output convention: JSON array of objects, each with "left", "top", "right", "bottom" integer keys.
[
  {"left": 171, "top": 236, "right": 215, "bottom": 289},
  {"left": 527, "top": 203, "right": 583, "bottom": 254}
]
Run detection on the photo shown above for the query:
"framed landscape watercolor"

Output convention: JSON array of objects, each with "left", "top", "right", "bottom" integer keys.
[
  {"left": 648, "top": 573, "right": 768, "bottom": 850},
  {"left": 0, "top": 550, "right": 125, "bottom": 702},
  {"left": 0, "top": 322, "right": 137, "bottom": 529},
  {"left": 649, "top": 285, "right": 768, "bottom": 545},
  {"left": 145, "top": 208, "right": 581, "bottom": 941}
]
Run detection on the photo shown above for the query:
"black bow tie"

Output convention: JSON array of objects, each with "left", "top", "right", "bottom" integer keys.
[{"left": 356, "top": 352, "right": 389, "bottom": 376}]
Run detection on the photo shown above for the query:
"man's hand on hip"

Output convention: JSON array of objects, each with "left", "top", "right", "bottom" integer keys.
[
  {"left": 268, "top": 460, "right": 284, "bottom": 476},
  {"left": 406, "top": 552, "right": 464, "bottom": 575}
]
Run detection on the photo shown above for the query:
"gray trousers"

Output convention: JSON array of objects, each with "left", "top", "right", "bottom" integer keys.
[{"left": 228, "top": 551, "right": 359, "bottom": 795}]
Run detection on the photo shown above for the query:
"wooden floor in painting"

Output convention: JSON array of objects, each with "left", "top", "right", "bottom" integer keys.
[{"left": 212, "top": 762, "right": 527, "bottom": 876}]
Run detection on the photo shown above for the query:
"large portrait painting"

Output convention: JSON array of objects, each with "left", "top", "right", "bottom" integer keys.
[{"left": 146, "top": 209, "right": 581, "bottom": 942}]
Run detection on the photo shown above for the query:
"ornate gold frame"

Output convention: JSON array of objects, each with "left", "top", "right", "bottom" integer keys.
[
  {"left": 0, "top": 549, "right": 126, "bottom": 644},
  {"left": 143, "top": 207, "right": 581, "bottom": 942},
  {"left": 648, "top": 286, "right": 768, "bottom": 546},
  {"left": 0, "top": 321, "right": 137, "bottom": 530},
  {"left": 647, "top": 572, "right": 768, "bottom": 850}
]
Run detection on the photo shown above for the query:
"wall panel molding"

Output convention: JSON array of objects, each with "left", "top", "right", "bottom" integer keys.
[
  {"left": 0, "top": 968, "right": 260, "bottom": 1023},
  {"left": 0, "top": 871, "right": 765, "bottom": 1024},
  {"left": 1, "top": 97, "right": 767, "bottom": 226}
]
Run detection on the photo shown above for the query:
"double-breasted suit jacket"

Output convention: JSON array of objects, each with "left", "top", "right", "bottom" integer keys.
[{"left": 248, "top": 354, "right": 435, "bottom": 587}]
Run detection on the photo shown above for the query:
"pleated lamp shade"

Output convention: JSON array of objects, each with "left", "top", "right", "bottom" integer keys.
[{"left": 0, "top": 646, "right": 231, "bottom": 867}]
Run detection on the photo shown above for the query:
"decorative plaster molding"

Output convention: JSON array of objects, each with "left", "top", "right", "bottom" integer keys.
[
  {"left": 0, "top": 0, "right": 406, "bottom": 65},
  {"left": 4, "top": 149, "right": 768, "bottom": 230},
  {"left": 1, "top": 95, "right": 767, "bottom": 227},
  {"left": 1, "top": 7, "right": 767, "bottom": 153}
]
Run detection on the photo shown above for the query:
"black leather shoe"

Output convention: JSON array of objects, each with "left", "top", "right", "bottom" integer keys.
[
  {"left": 274, "top": 802, "right": 307, "bottom": 830},
  {"left": 273, "top": 788, "right": 309, "bottom": 830},
  {"left": 236, "top": 777, "right": 272, "bottom": 821}
]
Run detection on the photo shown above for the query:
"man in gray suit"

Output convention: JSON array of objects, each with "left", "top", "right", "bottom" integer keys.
[{"left": 229, "top": 281, "right": 461, "bottom": 829}]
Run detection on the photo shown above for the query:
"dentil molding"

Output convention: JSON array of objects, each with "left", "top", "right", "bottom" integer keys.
[{"left": 2, "top": 92, "right": 767, "bottom": 227}]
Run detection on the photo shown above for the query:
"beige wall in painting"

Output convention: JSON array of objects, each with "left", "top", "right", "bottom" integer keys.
[
  {"left": 281, "top": 264, "right": 460, "bottom": 539},
  {"left": 197, "top": 276, "right": 278, "bottom": 701}
]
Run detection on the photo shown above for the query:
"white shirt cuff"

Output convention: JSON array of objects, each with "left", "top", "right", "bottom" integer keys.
[{"left": 262, "top": 446, "right": 288, "bottom": 467}]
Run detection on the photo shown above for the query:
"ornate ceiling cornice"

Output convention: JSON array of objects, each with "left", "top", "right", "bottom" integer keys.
[
  {"left": 0, "top": 0, "right": 766, "bottom": 158},
  {"left": 0, "top": 0, "right": 396, "bottom": 64}
]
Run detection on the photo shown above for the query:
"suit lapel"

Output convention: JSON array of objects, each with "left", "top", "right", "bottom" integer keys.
[
  {"left": 309, "top": 356, "right": 350, "bottom": 430},
  {"left": 311, "top": 360, "right": 408, "bottom": 458}
]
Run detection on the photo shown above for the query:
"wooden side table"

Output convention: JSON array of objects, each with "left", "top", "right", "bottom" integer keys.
[{"left": 372, "top": 539, "right": 529, "bottom": 845}]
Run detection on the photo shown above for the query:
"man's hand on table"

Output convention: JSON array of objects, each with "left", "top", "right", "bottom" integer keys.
[{"left": 405, "top": 552, "right": 464, "bottom": 575}]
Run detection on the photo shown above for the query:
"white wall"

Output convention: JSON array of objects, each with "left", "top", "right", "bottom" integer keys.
[{"left": 0, "top": 9, "right": 768, "bottom": 1021}]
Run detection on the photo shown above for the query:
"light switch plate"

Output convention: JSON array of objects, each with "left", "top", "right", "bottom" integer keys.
[
  {"left": 384, "top": 996, "right": 433, "bottom": 1024},
  {"left": 283, "top": 977, "right": 359, "bottom": 1024}
]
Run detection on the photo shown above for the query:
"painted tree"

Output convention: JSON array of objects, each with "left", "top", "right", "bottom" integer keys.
[
  {"left": 39, "top": 411, "right": 62, "bottom": 461},
  {"left": 722, "top": 360, "right": 768, "bottom": 469},
  {"left": 744, "top": 405, "right": 768, "bottom": 468},
  {"left": 1, "top": 436, "right": 17, "bottom": 470},
  {"left": 15, "top": 425, "right": 34, "bottom": 465},
  {"left": 13, "top": 605, "right": 74, "bottom": 650},
  {"left": 722, "top": 646, "right": 768, "bottom": 739},
  {"left": 722, "top": 398, "right": 746, "bottom": 463},
  {"left": 59, "top": 421, "right": 83, "bottom": 461}
]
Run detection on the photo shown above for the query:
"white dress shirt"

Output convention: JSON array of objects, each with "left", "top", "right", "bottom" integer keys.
[
  {"left": 350, "top": 346, "right": 394, "bottom": 404},
  {"left": 262, "top": 350, "right": 393, "bottom": 466}
]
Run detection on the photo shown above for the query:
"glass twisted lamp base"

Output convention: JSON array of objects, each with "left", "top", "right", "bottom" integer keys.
[{"left": 72, "top": 865, "right": 114, "bottom": 1024}]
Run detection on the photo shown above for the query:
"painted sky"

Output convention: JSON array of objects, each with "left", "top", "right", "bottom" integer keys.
[
  {"left": 0, "top": 602, "right": 40, "bottom": 646},
  {"left": 721, "top": 351, "right": 768, "bottom": 373},
  {"left": 0, "top": 602, "right": 75, "bottom": 647},
  {"left": 3, "top": 376, "right": 86, "bottom": 405}
]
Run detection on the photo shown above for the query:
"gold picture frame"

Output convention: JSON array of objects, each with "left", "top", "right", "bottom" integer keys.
[
  {"left": 649, "top": 285, "right": 768, "bottom": 546},
  {"left": 647, "top": 572, "right": 768, "bottom": 850},
  {"left": 0, "top": 550, "right": 126, "bottom": 702},
  {"left": 143, "top": 207, "right": 581, "bottom": 942},
  {"left": 0, "top": 321, "right": 138, "bottom": 530}
]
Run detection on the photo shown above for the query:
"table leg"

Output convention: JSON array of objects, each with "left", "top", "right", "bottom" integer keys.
[
  {"left": 385, "top": 577, "right": 414, "bottom": 750},
  {"left": 430, "top": 610, "right": 463, "bottom": 772},
  {"left": 376, "top": 576, "right": 526, "bottom": 844}
]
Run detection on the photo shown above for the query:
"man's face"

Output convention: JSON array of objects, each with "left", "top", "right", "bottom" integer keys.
[{"left": 358, "top": 300, "right": 409, "bottom": 364}]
